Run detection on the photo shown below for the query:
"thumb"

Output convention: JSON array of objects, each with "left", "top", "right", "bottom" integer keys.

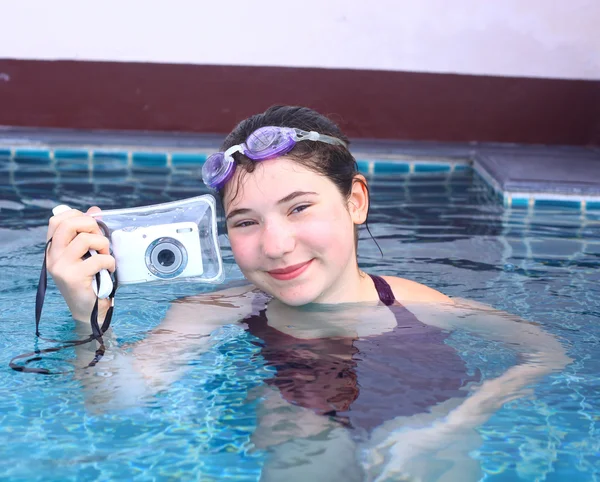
[{"left": 86, "top": 206, "right": 102, "bottom": 215}]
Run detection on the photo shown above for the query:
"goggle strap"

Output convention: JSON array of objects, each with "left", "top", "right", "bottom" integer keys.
[
  {"left": 223, "top": 144, "right": 244, "bottom": 158},
  {"left": 292, "top": 128, "right": 347, "bottom": 147}
]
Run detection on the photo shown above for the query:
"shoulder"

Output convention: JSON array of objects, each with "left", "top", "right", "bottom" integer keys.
[
  {"left": 381, "top": 275, "right": 453, "bottom": 304},
  {"left": 163, "top": 282, "right": 264, "bottom": 332},
  {"left": 175, "top": 282, "right": 260, "bottom": 305}
]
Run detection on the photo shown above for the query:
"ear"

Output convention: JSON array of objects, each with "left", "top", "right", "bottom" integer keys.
[{"left": 347, "top": 175, "right": 369, "bottom": 225}]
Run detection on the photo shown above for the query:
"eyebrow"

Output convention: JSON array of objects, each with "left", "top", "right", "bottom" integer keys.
[{"left": 225, "top": 191, "right": 318, "bottom": 221}]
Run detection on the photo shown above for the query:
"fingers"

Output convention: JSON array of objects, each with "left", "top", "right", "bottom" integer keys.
[
  {"left": 47, "top": 208, "right": 83, "bottom": 241},
  {"left": 65, "top": 232, "right": 111, "bottom": 260},
  {"left": 48, "top": 206, "right": 103, "bottom": 243},
  {"left": 81, "top": 253, "right": 116, "bottom": 275},
  {"left": 48, "top": 232, "right": 114, "bottom": 276},
  {"left": 49, "top": 215, "right": 108, "bottom": 259}
]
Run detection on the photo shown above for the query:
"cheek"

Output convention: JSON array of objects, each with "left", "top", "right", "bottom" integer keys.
[
  {"left": 228, "top": 233, "right": 257, "bottom": 269},
  {"left": 299, "top": 210, "right": 353, "bottom": 252}
]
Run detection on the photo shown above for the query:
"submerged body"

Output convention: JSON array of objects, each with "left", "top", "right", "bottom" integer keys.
[{"left": 245, "top": 274, "right": 480, "bottom": 433}]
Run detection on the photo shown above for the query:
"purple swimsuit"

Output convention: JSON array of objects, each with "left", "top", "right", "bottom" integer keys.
[{"left": 244, "top": 274, "right": 480, "bottom": 431}]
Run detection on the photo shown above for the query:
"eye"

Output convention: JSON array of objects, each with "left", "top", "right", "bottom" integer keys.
[
  {"left": 232, "top": 220, "right": 257, "bottom": 228},
  {"left": 291, "top": 204, "right": 310, "bottom": 215}
]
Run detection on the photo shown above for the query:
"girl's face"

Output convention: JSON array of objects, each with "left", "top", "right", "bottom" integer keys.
[{"left": 223, "top": 157, "right": 368, "bottom": 306}]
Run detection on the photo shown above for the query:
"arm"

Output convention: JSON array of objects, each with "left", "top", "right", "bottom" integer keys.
[
  {"left": 370, "top": 281, "right": 572, "bottom": 480},
  {"left": 389, "top": 275, "right": 571, "bottom": 371},
  {"left": 401, "top": 296, "right": 571, "bottom": 429},
  {"left": 74, "top": 283, "right": 262, "bottom": 411},
  {"left": 127, "top": 283, "right": 260, "bottom": 387},
  {"left": 422, "top": 297, "right": 571, "bottom": 371}
]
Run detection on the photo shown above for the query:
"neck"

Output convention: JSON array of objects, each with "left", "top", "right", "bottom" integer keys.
[{"left": 313, "top": 263, "right": 378, "bottom": 305}]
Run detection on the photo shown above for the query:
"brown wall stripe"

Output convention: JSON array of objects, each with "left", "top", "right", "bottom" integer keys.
[{"left": 0, "top": 59, "right": 598, "bottom": 145}]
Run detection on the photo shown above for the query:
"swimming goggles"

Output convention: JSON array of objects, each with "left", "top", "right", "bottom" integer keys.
[{"left": 201, "top": 126, "right": 347, "bottom": 190}]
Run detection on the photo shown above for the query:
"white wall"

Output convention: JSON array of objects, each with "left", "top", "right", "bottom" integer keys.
[{"left": 2, "top": 0, "right": 599, "bottom": 80}]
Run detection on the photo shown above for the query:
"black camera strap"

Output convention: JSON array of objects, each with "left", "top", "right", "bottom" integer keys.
[{"left": 9, "top": 238, "right": 118, "bottom": 374}]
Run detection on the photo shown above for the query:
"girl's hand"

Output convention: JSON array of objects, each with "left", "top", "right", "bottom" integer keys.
[
  {"left": 46, "top": 206, "right": 115, "bottom": 323},
  {"left": 369, "top": 362, "right": 556, "bottom": 481}
]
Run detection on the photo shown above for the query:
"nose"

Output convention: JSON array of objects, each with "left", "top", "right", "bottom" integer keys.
[{"left": 261, "top": 220, "right": 295, "bottom": 259}]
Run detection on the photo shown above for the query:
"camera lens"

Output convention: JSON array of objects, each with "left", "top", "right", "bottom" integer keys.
[
  {"left": 157, "top": 248, "right": 176, "bottom": 267},
  {"left": 145, "top": 237, "right": 188, "bottom": 279}
]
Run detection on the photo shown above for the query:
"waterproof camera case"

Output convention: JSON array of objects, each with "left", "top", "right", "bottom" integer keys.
[{"left": 91, "top": 195, "right": 223, "bottom": 286}]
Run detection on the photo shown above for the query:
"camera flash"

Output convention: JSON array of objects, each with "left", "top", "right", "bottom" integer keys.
[{"left": 177, "top": 227, "right": 193, "bottom": 234}]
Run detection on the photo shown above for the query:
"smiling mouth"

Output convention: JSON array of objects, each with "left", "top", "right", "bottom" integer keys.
[{"left": 267, "top": 260, "right": 313, "bottom": 280}]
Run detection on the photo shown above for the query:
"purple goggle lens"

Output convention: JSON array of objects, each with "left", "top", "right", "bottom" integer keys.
[
  {"left": 244, "top": 127, "right": 296, "bottom": 160},
  {"left": 202, "top": 152, "right": 235, "bottom": 191},
  {"left": 201, "top": 126, "right": 346, "bottom": 190}
]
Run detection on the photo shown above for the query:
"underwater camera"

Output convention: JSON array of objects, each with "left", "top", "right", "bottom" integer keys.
[{"left": 111, "top": 222, "right": 204, "bottom": 284}]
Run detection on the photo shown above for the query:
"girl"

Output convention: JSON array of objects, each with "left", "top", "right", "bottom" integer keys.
[{"left": 46, "top": 106, "right": 570, "bottom": 481}]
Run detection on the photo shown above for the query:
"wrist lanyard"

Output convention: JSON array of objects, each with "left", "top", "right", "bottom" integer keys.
[{"left": 9, "top": 239, "right": 118, "bottom": 374}]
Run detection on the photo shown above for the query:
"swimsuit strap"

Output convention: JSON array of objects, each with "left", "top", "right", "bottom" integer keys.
[{"left": 368, "top": 274, "right": 396, "bottom": 306}]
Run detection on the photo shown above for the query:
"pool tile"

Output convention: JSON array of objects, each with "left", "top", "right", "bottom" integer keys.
[
  {"left": 56, "top": 158, "right": 89, "bottom": 171},
  {"left": 91, "top": 173, "right": 130, "bottom": 185},
  {"left": 57, "top": 173, "right": 90, "bottom": 183},
  {"left": 132, "top": 152, "right": 168, "bottom": 166},
  {"left": 586, "top": 201, "right": 600, "bottom": 210},
  {"left": 14, "top": 149, "right": 52, "bottom": 163},
  {"left": 0, "top": 148, "right": 12, "bottom": 158},
  {"left": 414, "top": 163, "right": 452, "bottom": 173},
  {"left": 54, "top": 149, "right": 90, "bottom": 160},
  {"left": 92, "top": 161, "right": 129, "bottom": 175},
  {"left": 534, "top": 199, "right": 581, "bottom": 209},
  {"left": 171, "top": 152, "right": 207, "bottom": 165},
  {"left": 373, "top": 161, "right": 410, "bottom": 173},
  {"left": 131, "top": 164, "right": 170, "bottom": 175},
  {"left": 0, "top": 169, "right": 10, "bottom": 185},
  {"left": 13, "top": 169, "right": 58, "bottom": 184},
  {"left": 510, "top": 197, "right": 530, "bottom": 208},
  {"left": 56, "top": 179, "right": 95, "bottom": 194},
  {"left": 93, "top": 150, "right": 129, "bottom": 161},
  {"left": 356, "top": 160, "right": 371, "bottom": 173}
]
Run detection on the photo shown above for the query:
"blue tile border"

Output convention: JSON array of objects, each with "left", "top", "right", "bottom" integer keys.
[
  {"left": 93, "top": 151, "right": 129, "bottom": 161},
  {"left": 54, "top": 149, "right": 90, "bottom": 160},
  {"left": 414, "top": 163, "right": 451, "bottom": 173},
  {"left": 356, "top": 160, "right": 371, "bottom": 173},
  {"left": 355, "top": 159, "right": 470, "bottom": 175},
  {"left": 534, "top": 199, "right": 582, "bottom": 209},
  {"left": 374, "top": 161, "right": 411, "bottom": 174},
  {"left": 171, "top": 152, "right": 207, "bottom": 165},
  {"left": 1, "top": 140, "right": 598, "bottom": 211},
  {"left": 509, "top": 197, "right": 530, "bottom": 208},
  {"left": 132, "top": 152, "right": 168, "bottom": 166},
  {"left": 14, "top": 148, "right": 51, "bottom": 161},
  {"left": 502, "top": 195, "right": 600, "bottom": 211}
]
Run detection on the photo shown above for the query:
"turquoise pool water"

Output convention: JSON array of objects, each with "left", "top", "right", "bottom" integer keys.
[{"left": 0, "top": 157, "right": 599, "bottom": 480}]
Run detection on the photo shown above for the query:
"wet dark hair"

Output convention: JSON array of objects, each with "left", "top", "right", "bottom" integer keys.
[
  {"left": 219, "top": 106, "right": 355, "bottom": 201},
  {"left": 217, "top": 105, "right": 379, "bottom": 252}
]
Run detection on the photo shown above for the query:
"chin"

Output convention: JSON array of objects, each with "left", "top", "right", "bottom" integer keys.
[
  {"left": 255, "top": 279, "right": 321, "bottom": 307},
  {"left": 276, "top": 293, "right": 316, "bottom": 307}
]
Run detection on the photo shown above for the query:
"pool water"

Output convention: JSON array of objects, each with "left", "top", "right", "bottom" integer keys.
[{"left": 0, "top": 158, "right": 599, "bottom": 481}]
